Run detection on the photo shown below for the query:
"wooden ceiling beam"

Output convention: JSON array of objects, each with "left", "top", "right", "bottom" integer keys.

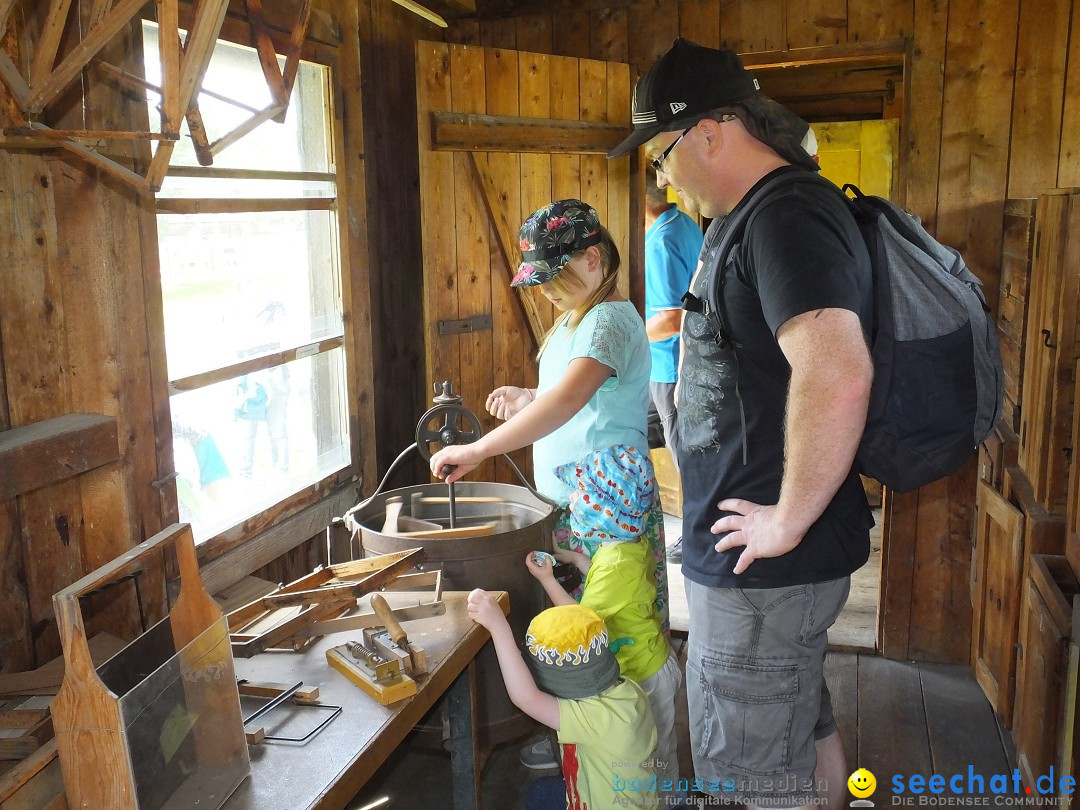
[
  {"left": 25, "top": 0, "right": 150, "bottom": 113},
  {"left": 431, "top": 111, "right": 625, "bottom": 154},
  {"left": 29, "top": 0, "right": 73, "bottom": 89},
  {"left": 0, "top": 0, "right": 17, "bottom": 38}
]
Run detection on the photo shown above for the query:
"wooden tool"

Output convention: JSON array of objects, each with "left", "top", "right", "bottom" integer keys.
[
  {"left": 380, "top": 497, "right": 442, "bottom": 534},
  {"left": 396, "top": 522, "right": 498, "bottom": 539},
  {"left": 325, "top": 642, "right": 416, "bottom": 705},
  {"left": 370, "top": 593, "right": 423, "bottom": 675}
]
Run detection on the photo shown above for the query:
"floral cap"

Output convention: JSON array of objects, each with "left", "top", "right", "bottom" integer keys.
[
  {"left": 553, "top": 445, "right": 657, "bottom": 541},
  {"left": 511, "top": 199, "right": 604, "bottom": 287}
]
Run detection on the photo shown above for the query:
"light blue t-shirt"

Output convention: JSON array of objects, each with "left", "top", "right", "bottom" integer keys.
[
  {"left": 533, "top": 301, "right": 651, "bottom": 506},
  {"left": 645, "top": 206, "right": 703, "bottom": 383}
]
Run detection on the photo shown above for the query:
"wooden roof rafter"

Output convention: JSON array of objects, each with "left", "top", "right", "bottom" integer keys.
[{"left": 0, "top": 0, "right": 228, "bottom": 193}]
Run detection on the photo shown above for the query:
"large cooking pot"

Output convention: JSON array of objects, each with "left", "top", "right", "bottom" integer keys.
[{"left": 353, "top": 481, "right": 555, "bottom": 747}]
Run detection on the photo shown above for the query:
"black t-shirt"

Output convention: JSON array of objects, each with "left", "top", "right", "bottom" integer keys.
[{"left": 677, "top": 166, "right": 875, "bottom": 588}]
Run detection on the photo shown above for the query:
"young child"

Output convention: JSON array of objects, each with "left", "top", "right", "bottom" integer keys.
[
  {"left": 528, "top": 444, "right": 682, "bottom": 798},
  {"left": 466, "top": 591, "right": 658, "bottom": 810},
  {"left": 429, "top": 198, "right": 669, "bottom": 628}
]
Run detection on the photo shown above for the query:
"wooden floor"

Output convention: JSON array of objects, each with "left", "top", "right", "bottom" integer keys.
[
  {"left": 823, "top": 652, "right": 1016, "bottom": 788},
  {"left": 353, "top": 648, "right": 1015, "bottom": 809},
  {"left": 666, "top": 509, "right": 883, "bottom": 652}
]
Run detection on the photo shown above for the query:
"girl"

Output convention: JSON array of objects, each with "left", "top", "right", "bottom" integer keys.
[
  {"left": 429, "top": 198, "right": 669, "bottom": 773},
  {"left": 428, "top": 198, "right": 668, "bottom": 632}
]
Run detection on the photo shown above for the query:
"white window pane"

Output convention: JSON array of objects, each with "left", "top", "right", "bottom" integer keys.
[
  {"left": 171, "top": 349, "right": 349, "bottom": 542},
  {"left": 159, "top": 209, "right": 343, "bottom": 380}
]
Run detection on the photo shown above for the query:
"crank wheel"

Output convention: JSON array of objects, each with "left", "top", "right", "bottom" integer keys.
[{"left": 414, "top": 403, "right": 483, "bottom": 461}]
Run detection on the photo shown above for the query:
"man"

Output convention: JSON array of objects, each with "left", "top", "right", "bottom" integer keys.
[
  {"left": 609, "top": 39, "right": 874, "bottom": 810},
  {"left": 644, "top": 165, "right": 703, "bottom": 564}
]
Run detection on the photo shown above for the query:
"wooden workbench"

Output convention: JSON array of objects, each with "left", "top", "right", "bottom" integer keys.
[{"left": 222, "top": 590, "right": 507, "bottom": 810}]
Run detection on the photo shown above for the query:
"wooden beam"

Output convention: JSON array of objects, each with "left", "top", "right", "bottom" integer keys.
[
  {"left": 430, "top": 111, "right": 626, "bottom": 154},
  {"left": 0, "top": 413, "right": 119, "bottom": 501},
  {"left": 208, "top": 102, "right": 287, "bottom": 156},
  {"left": 0, "top": 0, "right": 17, "bottom": 39},
  {"left": 739, "top": 38, "right": 908, "bottom": 69},
  {"left": 51, "top": 130, "right": 153, "bottom": 192},
  {"left": 147, "top": 0, "right": 230, "bottom": 189},
  {"left": 244, "top": 0, "right": 291, "bottom": 107},
  {"left": 29, "top": 0, "right": 74, "bottom": 90},
  {"left": 0, "top": 740, "right": 57, "bottom": 803},
  {"left": 157, "top": 0, "right": 181, "bottom": 136},
  {"left": 155, "top": 195, "right": 334, "bottom": 214},
  {"left": 278, "top": 0, "right": 314, "bottom": 101},
  {"left": 26, "top": 0, "right": 150, "bottom": 113},
  {"left": 0, "top": 50, "right": 30, "bottom": 109},
  {"left": 391, "top": 0, "right": 449, "bottom": 28},
  {"left": 4, "top": 127, "right": 177, "bottom": 141},
  {"left": 168, "top": 336, "right": 345, "bottom": 392},
  {"left": 468, "top": 153, "right": 544, "bottom": 350}
]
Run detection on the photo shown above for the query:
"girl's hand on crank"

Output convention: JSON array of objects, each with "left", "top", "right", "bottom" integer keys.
[
  {"left": 429, "top": 445, "right": 480, "bottom": 484},
  {"left": 525, "top": 550, "right": 556, "bottom": 581},
  {"left": 486, "top": 386, "right": 533, "bottom": 421},
  {"left": 467, "top": 588, "right": 506, "bottom": 631}
]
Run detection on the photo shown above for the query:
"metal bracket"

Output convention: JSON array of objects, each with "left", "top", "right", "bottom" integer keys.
[{"left": 438, "top": 314, "right": 492, "bottom": 336}]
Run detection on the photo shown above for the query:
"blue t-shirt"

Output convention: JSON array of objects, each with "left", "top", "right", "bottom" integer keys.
[
  {"left": 533, "top": 301, "right": 651, "bottom": 506},
  {"left": 645, "top": 206, "right": 703, "bottom": 383}
]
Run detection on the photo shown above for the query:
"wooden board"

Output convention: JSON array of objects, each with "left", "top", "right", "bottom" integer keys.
[
  {"left": 857, "top": 655, "right": 931, "bottom": 790},
  {"left": 1012, "top": 557, "right": 1076, "bottom": 788},
  {"left": 1019, "top": 190, "right": 1080, "bottom": 515},
  {"left": 920, "top": 661, "right": 1010, "bottom": 777},
  {"left": 970, "top": 480, "right": 1025, "bottom": 725},
  {"left": 998, "top": 199, "right": 1037, "bottom": 433}
]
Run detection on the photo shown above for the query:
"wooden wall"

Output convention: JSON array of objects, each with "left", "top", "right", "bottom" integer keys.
[{"left": 443, "top": 0, "right": 1080, "bottom": 663}]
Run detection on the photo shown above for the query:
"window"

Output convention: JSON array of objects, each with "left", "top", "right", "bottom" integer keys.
[{"left": 143, "top": 23, "right": 349, "bottom": 542}]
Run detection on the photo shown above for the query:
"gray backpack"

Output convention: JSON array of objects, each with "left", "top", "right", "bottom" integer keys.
[{"left": 699, "top": 172, "right": 1003, "bottom": 492}]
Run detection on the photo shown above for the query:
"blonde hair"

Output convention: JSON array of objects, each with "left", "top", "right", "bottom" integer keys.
[{"left": 535, "top": 226, "right": 621, "bottom": 359}]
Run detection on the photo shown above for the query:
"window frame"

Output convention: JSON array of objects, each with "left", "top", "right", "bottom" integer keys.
[{"left": 144, "top": 10, "right": 369, "bottom": 571}]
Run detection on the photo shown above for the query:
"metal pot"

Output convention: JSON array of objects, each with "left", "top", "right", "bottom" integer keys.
[{"left": 354, "top": 481, "right": 555, "bottom": 746}]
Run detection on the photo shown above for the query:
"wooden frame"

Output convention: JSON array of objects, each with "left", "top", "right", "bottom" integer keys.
[
  {"left": 0, "top": 0, "right": 318, "bottom": 192},
  {"left": 226, "top": 548, "right": 427, "bottom": 658}
]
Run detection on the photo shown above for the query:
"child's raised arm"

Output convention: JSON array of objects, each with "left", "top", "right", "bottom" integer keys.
[
  {"left": 524, "top": 551, "right": 576, "bottom": 607},
  {"left": 431, "top": 356, "right": 614, "bottom": 484},
  {"left": 466, "top": 589, "right": 560, "bottom": 730}
]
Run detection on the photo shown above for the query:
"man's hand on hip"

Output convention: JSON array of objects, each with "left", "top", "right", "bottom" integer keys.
[{"left": 711, "top": 498, "right": 805, "bottom": 575}]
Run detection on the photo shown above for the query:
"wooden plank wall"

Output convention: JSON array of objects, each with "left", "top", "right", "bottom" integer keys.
[
  {"left": 415, "top": 42, "right": 632, "bottom": 485},
  {"left": 447, "top": 0, "right": 1080, "bottom": 664}
]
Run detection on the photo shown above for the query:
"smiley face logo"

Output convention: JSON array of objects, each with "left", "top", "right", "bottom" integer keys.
[{"left": 848, "top": 768, "right": 877, "bottom": 798}]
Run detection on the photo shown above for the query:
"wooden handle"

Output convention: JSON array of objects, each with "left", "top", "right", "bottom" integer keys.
[{"left": 370, "top": 593, "right": 407, "bottom": 646}]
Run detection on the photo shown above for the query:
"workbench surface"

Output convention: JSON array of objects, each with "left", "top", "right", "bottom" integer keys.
[{"left": 222, "top": 590, "right": 504, "bottom": 810}]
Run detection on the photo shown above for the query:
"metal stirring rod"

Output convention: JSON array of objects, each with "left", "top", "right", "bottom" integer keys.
[{"left": 441, "top": 465, "right": 458, "bottom": 528}]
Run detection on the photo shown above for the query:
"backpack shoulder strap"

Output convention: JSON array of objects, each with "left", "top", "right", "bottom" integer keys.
[{"left": 696, "top": 170, "right": 817, "bottom": 347}]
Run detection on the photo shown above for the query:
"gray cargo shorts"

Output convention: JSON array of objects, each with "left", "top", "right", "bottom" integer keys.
[{"left": 685, "top": 576, "right": 850, "bottom": 807}]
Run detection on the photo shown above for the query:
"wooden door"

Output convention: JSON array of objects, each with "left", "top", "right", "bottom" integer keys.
[
  {"left": 1013, "top": 555, "right": 1074, "bottom": 789},
  {"left": 971, "top": 479, "right": 1024, "bottom": 723},
  {"left": 415, "top": 41, "right": 633, "bottom": 485},
  {"left": 1019, "top": 190, "right": 1080, "bottom": 515}
]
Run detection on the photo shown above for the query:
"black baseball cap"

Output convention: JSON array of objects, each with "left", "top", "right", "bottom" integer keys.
[{"left": 608, "top": 38, "right": 760, "bottom": 157}]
